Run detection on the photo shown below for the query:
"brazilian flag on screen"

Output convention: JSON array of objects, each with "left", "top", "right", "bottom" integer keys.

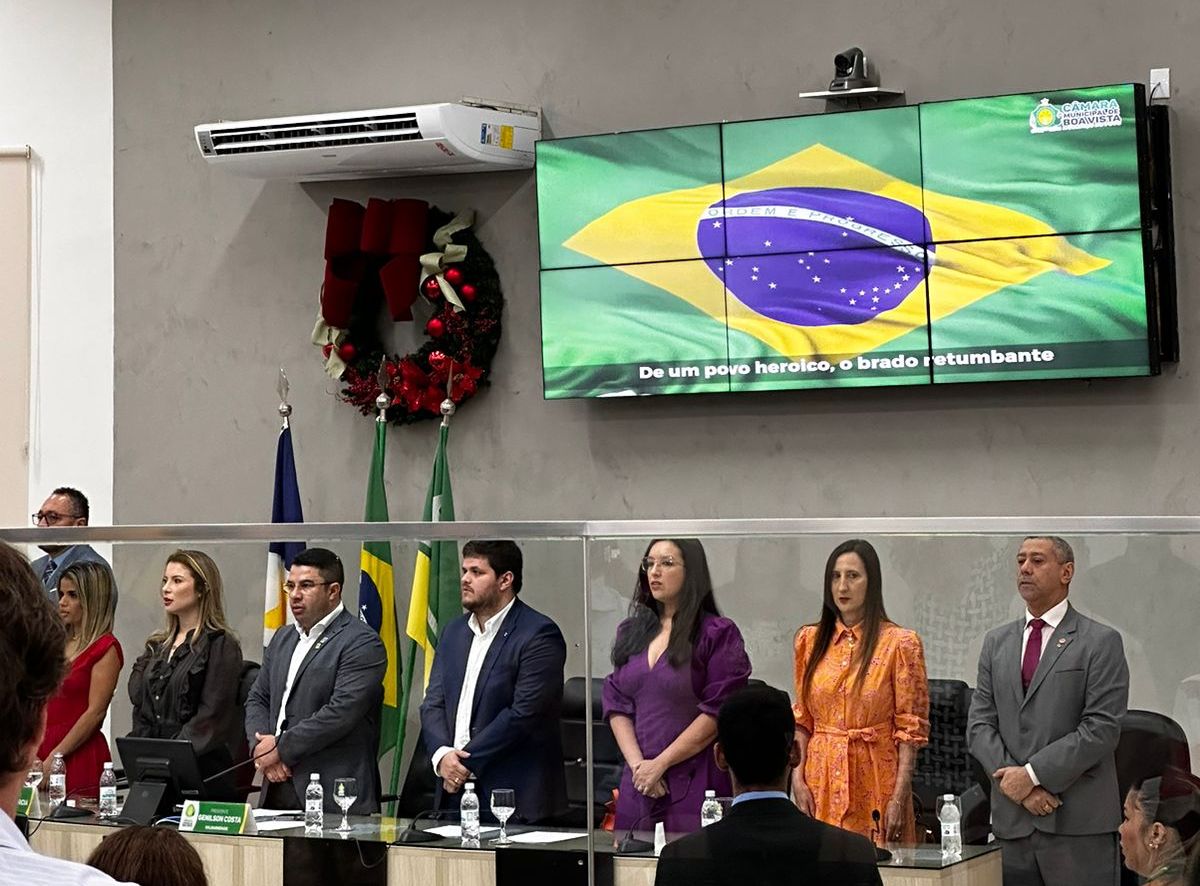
[
  {"left": 357, "top": 419, "right": 401, "bottom": 759},
  {"left": 536, "top": 84, "right": 1152, "bottom": 397}
]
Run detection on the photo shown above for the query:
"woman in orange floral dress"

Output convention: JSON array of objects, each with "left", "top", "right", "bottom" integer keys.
[{"left": 792, "top": 538, "right": 930, "bottom": 846}]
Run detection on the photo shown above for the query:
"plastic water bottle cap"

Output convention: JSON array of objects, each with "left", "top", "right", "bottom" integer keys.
[
  {"left": 310, "top": 773, "right": 320, "bottom": 781},
  {"left": 465, "top": 782, "right": 474, "bottom": 790},
  {"left": 704, "top": 789, "right": 716, "bottom": 797},
  {"left": 103, "top": 762, "right": 113, "bottom": 769}
]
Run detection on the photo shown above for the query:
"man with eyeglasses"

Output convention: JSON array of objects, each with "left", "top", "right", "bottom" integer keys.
[
  {"left": 29, "top": 487, "right": 114, "bottom": 607},
  {"left": 244, "top": 547, "right": 388, "bottom": 814}
]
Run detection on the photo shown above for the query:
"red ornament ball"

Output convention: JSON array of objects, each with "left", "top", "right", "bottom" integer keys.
[
  {"left": 460, "top": 283, "right": 477, "bottom": 302},
  {"left": 322, "top": 343, "right": 334, "bottom": 359},
  {"left": 444, "top": 266, "right": 463, "bottom": 285},
  {"left": 337, "top": 342, "right": 357, "bottom": 362},
  {"left": 421, "top": 276, "right": 442, "bottom": 299},
  {"left": 426, "top": 317, "right": 445, "bottom": 338}
]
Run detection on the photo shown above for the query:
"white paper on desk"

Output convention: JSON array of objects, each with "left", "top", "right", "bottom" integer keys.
[
  {"left": 507, "top": 831, "right": 588, "bottom": 844},
  {"left": 255, "top": 820, "right": 306, "bottom": 832},
  {"left": 423, "top": 824, "right": 501, "bottom": 838}
]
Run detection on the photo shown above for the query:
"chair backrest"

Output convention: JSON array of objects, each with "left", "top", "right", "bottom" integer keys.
[
  {"left": 1115, "top": 709, "right": 1191, "bottom": 797},
  {"left": 558, "top": 676, "right": 623, "bottom": 827},
  {"left": 238, "top": 660, "right": 261, "bottom": 706},
  {"left": 913, "top": 678, "right": 978, "bottom": 800}
]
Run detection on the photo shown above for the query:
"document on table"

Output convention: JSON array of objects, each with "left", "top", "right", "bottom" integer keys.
[
  {"left": 252, "top": 809, "right": 305, "bottom": 820},
  {"left": 255, "top": 819, "right": 306, "bottom": 831},
  {"left": 423, "top": 824, "right": 500, "bottom": 838},
  {"left": 506, "top": 831, "right": 588, "bottom": 844}
]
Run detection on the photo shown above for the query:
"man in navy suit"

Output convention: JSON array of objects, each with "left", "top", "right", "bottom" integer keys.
[
  {"left": 655, "top": 685, "right": 882, "bottom": 886},
  {"left": 419, "top": 540, "right": 568, "bottom": 823}
]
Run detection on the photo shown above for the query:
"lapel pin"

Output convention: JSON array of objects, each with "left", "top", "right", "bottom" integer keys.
[{"left": 1057, "top": 638, "right": 1067, "bottom": 647}]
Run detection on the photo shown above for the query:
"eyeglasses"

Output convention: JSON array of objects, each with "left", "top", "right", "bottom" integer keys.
[
  {"left": 641, "top": 557, "right": 682, "bottom": 572},
  {"left": 284, "top": 580, "right": 331, "bottom": 593},
  {"left": 32, "top": 511, "right": 82, "bottom": 526}
]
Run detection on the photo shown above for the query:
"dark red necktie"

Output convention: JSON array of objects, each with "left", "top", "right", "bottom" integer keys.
[{"left": 1021, "top": 618, "right": 1046, "bottom": 692}]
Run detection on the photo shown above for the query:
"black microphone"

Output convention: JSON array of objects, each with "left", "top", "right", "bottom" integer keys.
[
  {"left": 202, "top": 745, "right": 276, "bottom": 785},
  {"left": 396, "top": 780, "right": 448, "bottom": 844},
  {"left": 49, "top": 784, "right": 101, "bottom": 819},
  {"left": 870, "top": 809, "right": 892, "bottom": 862},
  {"left": 616, "top": 771, "right": 696, "bottom": 854}
]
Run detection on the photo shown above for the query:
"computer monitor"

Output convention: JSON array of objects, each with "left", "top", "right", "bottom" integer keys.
[{"left": 115, "top": 737, "right": 209, "bottom": 824}]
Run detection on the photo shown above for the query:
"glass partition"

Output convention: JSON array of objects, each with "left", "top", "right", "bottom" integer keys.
[{"left": 6, "top": 518, "right": 1200, "bottom": 886}]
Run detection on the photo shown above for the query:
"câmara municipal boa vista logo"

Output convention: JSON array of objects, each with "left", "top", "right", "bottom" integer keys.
[{"left": 1030, "top": 96, "right": 1122, "bottom": 134}]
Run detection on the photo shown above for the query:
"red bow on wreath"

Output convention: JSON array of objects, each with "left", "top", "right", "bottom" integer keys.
[{"left": 321, "top": 197, "right": 428, "bottom": 327}]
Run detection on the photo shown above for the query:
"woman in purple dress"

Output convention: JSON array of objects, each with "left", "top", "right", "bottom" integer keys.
[{"left": 603, "top": 538, "right": 752, "bottom": 833}]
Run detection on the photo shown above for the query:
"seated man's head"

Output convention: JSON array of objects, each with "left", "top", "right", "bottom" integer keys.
[
  {"left": 0, "top": 542, "right": 66, "bottom": 803},
  {"left": 286, "top": 547, "right": 344, "bottom": 632},
  {"left": 715, "top": 684, "right": 799, "bottom": 793}
]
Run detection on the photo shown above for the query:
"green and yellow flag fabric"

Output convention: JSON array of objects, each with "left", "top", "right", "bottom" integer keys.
[
  {"left": 391, "top": 422, "right": 459, "bottom": 798},
  {"left": 357, "top": 419, "right": 400, "bottom": 758}
]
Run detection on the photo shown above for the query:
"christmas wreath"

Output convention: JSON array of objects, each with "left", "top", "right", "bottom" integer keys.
[{"left": 312, "top": 197, "right": 502, "bottom": 424}]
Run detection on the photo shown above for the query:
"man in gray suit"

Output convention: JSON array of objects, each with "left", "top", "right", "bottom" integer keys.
[
  {"left": 245, "top": 547, "right": 388, "bottom": 814},
  {"left": 968, "top": 536, "right": 1129, "bottom": 885}
]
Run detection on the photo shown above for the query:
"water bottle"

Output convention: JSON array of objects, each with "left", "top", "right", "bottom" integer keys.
[
  {"left": 98, "top": 762, "right": 117, "bottom": 818},
  {"left": 304, "top": 773, "right": 324, "bottom": 834},
  {"left": 700, "top": 789, "right": 723, "bottom": 827},
  {"left": 460, "top": 782, "right": 480, "bottom": 847},
  {"left": 48, "top": 753, "right": 66, "bottom": 809},
  {"left": 938, "top": 793, "right": 962, "bottom": 859}
]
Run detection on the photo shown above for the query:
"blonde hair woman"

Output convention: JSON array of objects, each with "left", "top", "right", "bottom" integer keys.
[
  {"left": 38, "top": 561, "right": 123, "bottom": 796},
  {"left": 128, "top": 550, "right": 245, "bottom": 794}
]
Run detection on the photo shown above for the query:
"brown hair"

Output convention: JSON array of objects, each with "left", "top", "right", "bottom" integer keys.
[
  {"left": 87, "top": 826, "right": 208, "bottom": 886},
  {"left": 0, "top": 542, "right": 67, "bottom": 774}
]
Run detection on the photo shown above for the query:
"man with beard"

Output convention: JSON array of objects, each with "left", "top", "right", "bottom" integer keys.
[{"left": 420, "top": 540, "right": 568, "bottom": 823}]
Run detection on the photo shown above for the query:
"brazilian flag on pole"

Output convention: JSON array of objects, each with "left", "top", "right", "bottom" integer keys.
[
  {"left": 357, "top": 419, "right": 400, "bottom": 760},
  {"left": 391, "top": 421, "right": 459, "bottom": 799}
]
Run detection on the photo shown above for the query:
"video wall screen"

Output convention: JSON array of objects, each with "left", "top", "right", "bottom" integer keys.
[{"left": 536, "top": 84, "right": 1158, "bottom": 399}]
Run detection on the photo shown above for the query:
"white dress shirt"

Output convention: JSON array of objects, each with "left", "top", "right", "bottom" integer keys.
[
  {"left": 1022, "top": 597, "right": 1070, "bottom": 786},
  {"left": 0, "top": 810, "right": 133, "bottom": 885},
  {"left": 431, "top": 596, "right": 517, "bottom": 775},
  {"left": 275, "top": 602, "right": 344, "bottom": 735}
]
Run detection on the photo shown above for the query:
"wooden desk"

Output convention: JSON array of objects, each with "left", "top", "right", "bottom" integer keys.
[{"left": 30, "top": 818, "right": 1001, "bottom": 886}]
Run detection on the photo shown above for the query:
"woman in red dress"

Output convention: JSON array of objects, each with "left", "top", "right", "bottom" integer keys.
[{"left": 38, "top": 561, "right": 123, "bottom": 798}]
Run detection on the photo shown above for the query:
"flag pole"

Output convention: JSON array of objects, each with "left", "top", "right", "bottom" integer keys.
[{"left": 277, "top": 367, "right": 291, "bottom": 430}]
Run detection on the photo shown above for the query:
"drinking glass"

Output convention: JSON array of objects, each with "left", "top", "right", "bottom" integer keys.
[
  {"left": 25, "top": 760, "right": 43, "bottom": 792},
  {"left": 333, "top": 777, "right": 357, "bottom": 833},
  {"left": 490, "top": 788, "right": 516, "bottom": 845}
]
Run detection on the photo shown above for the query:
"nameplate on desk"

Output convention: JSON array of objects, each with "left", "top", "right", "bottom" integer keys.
[
  {"left": 16, "top": 787, "right": 40, "bottom": 818},
  {"left": 179, "top": 800, "right": 257, "bottom": 835}
]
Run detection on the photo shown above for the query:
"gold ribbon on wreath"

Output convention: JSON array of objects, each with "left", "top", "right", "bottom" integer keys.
[{"left": 418, "top": 209, "right": 475, "bottom": 313}]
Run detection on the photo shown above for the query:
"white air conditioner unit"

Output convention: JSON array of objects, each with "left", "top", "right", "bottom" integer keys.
[{"left": 194, "top": 99, "right": 540, "bottom": 181}]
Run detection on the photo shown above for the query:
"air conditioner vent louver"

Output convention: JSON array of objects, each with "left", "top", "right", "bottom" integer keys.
[{"left": 203, "top": 113, "right": 422, "bottom": 156}]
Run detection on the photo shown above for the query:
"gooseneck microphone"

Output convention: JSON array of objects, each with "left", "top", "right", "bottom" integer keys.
[
  {"left": 616, "top": 772, "right": 696, "bottom": 853},
  {"left": 870, "top": 809, "right": 893, "bottom": 862}
]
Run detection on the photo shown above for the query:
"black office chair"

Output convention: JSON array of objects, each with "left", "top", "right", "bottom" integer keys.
[
  {"left": 555, "top": 676, "right": 623, "bottom": 828},
  {"left": 396, "top": 731, "right": 439, "bottom": 818},
  {"left": 913, "top": 679, "right": 990, "bottom": 844},
  {"left": 1114, "top": 709, "right": 1191, "bottom": 886},
  {"left": 234, "top": 660, "right": 262, "bottom": 801}
]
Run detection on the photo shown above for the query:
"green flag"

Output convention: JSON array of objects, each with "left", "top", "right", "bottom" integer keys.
[{"left": 391, "top": 422, "right": 459, "bottom": 800}]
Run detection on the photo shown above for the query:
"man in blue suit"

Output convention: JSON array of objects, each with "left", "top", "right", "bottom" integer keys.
[{"left": 420, "top": 540, "right": 568, "bottom": 824}]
